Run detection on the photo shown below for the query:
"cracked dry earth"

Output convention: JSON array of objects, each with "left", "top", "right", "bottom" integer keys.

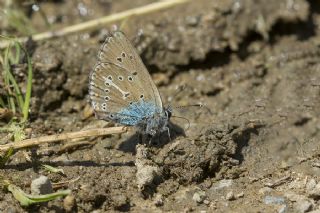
[{"left": 1, "top": 0, "right": 320, "bottom": 212}]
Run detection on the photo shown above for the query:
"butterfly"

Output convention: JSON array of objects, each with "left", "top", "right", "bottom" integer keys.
[{"left": 88, "top": 31, "right": 171, "bottom": 139}]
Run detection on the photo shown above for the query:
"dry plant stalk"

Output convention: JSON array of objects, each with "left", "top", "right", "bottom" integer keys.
[
  {"left": 0, "top": 127, "right": 127, "bottom": 152},
  {"left": 0, "top": 0, "right": 192, "bottom": 49}
]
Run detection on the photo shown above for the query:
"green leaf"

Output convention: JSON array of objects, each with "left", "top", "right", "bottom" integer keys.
[
  {"left": 0, "top": 147, "right": 14, "bottom": 167},
  {"left": 8, "top": 184, "right": 71, "bottom": 207},
  {"left": 42, "top": 164, "right": 65, "bottom": 175}
]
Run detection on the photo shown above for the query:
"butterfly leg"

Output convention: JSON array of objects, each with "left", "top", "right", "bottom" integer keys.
[
  {"left": 165, "top": 126, "right": 171, "bottom": 141},
  {"left": 139, "top": 133, "right": 153, "bottom": 145},
  {"left": 138, "top": 133, "right": 143, "bottom": 144}
]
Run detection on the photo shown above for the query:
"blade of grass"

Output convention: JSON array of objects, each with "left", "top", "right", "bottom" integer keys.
[
  {"left": 6, "top": 65, "right": 24, "bottom": 112},
  {"left": 3, "top": 43, "right": 16, "bottom": 114},
  {"left": 0, "top": 147, "right": 14, "bottom": 167},
  {"left": 0, "top": 97, "right": 5, "bottom": 108},
  {"left": 3, "top": 9, "right": 36, "bottom": 36},
  {"left": 21, "top": 44, "right": 32, "bottom": 122},
  {"left": 42, "top": 164, "right": 65, "bottom": 175},
  {"left": 13, "top": 41, "right": 20, "bottom": 64},
  {"left": 8, "top": 41, "right": 25, "bottom": 112},
  {"left": 8, "top": 184, "right": 70, "bottom": 207}
]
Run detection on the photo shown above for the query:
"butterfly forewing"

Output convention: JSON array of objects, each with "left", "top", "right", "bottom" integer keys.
[
  {"left": 89, "top": 31, "right": 163, "bottom": 125},
  {"left": 98, "top": 31, "right": 162, "bottom": 107}
]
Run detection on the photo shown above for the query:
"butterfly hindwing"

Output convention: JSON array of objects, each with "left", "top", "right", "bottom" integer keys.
[{"left": 89, "top": 62, "right": 160, "bottom": 125}]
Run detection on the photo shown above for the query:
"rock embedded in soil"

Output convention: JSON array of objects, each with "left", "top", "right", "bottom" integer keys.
[
  {"left": 135, "top": 144, "right": 163, "bottom": 197},
  {"left": 192, "top": 190, "right": 207, "bottom": 204},
  {"left": 63, "top": 195, "right": 76, "bottom": 212},
  {"left": 263, "top": 195, "right": 286, "bottom": 205},
  {"left": 111, "top": 194, "right": 129, "bottom": 211},
  {"left": 225, "top": 191, "right": 235, "bottom": 201},
  {"left": 307, "top": 182, "right": 320, "bottom": 199},
  {"left": 293, "top": 199, "right": 313, "bottom": 213},
  {"left": 30, "top": 175, "right": 53, "bottom": 195},
  {"left": 153, "top": 194, "right": 164, "bottom": 207}
]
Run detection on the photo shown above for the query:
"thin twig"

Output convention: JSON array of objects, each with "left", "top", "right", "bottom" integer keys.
[
  {"left": 0, "top": 0, "right": 192, "bottom": 49},
  {"left": 0, "top": 126, "right": 127, "bottom": 152}
]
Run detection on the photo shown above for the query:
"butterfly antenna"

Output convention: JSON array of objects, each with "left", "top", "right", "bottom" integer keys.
[{"left": 173, "top": 103, "right": 212, "bottom": 115}]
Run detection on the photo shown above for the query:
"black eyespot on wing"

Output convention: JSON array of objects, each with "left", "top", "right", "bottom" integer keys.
[
  {"left": 117, "top": 57, "right": 122, "bottom": 63},
  {"left": 132, "top": 72, "right": 137, "bottom": 76},
  {"left": 121, "top": 52, "right": 126, "bottom": 57},
  {"left": 140, "top": 94, "right": 144, "bottom": 99}
]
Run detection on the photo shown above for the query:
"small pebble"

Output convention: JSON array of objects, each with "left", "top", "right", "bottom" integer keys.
[
  {"left": 259, "top": 187, "right": 273, "bottom": 195},
  {"left": 154, "top": 194, "right": 164, "bottom": 206},
  {"left": 264, "top": 195, "right": 285, "bottom": 205},
  {"left": 211, "top": 179, "right": 233, "bottom": 190},
  {"left": 193, "top": 191, "right": 206, "bottom": 204},
  {"left": 31, "top": 175, "right": 53, "bottom": 195},
  {"left": 236, "top": 192, "right": 244, "bottom": 198},
  {"left": 226, "top": 191, "right": 235, "bottom": 201},
  {"left": 63, "top": 195, "right": 76, "bottom": 212},
  {"left": 308, "top": 183, "right": 320, "bottom": 199},
  {"left": 203, "top": 199, "right": 210, "bottom": 205},
  {"left": 112, "top": 194, "right": 128, "bottom": 210},
  {"left": 278, "top": 204, "right": 287, "bottom": 213},
  {"left": 306, "top": 179, "right": 316, "bottom": 191},
  {"left": 293, "top": 200, "right": 312, "bottom": 213}
]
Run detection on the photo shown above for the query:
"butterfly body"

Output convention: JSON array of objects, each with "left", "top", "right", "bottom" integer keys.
[{"left": 89, "top": 31, "right": 170, "bottom": 138}]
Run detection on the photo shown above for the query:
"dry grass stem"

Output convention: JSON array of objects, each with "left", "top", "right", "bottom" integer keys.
[{"left": 0, "top": 126, "right": 127, "bottom": 152}]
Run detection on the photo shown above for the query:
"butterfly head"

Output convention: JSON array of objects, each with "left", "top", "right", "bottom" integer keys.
[{"left": 137, "top": 106, "right": 171, "bottom": 136}]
